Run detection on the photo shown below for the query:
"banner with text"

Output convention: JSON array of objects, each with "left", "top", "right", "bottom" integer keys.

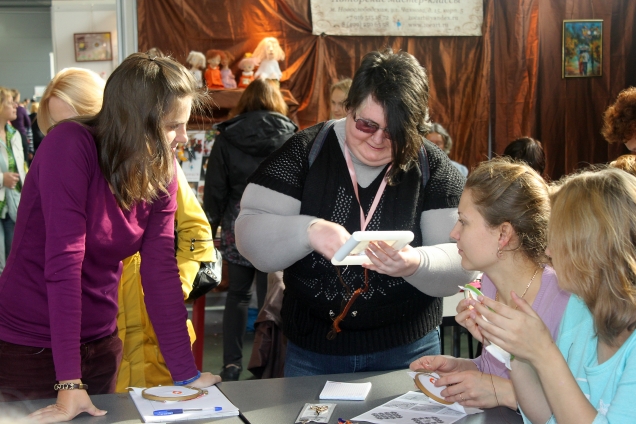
[{"left": 311, "top": 0, "right": 483, "bottom": 36}]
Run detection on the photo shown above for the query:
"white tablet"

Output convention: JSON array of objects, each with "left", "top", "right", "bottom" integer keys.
[{"left": 331, "top": 231, "right": 414, "bottom": 266}]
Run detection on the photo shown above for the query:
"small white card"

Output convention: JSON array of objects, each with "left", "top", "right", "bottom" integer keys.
[{"left": 319, "top": 380, "right": 372, "bottom": 401}]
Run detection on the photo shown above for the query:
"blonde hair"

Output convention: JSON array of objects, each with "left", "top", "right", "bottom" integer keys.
[
  {"left": 186, "top": 51, "right": 206, "bottom": 70},
  {"left": 549, "top": 168, "right": 636, "bottom": 345},
  {"left": 0, "top": 86, "right": 13, "bottom": 105},
  {"left": 330, "top": 78, "right": 352, "bottom": 96},
  {"left": 609, "top": 154, "right": 636, "bottom": 177},
  {"left": 30, "top": 101, "right": 39, "bottom": 114},
  {"left": 39, "top": 68, "right": 105, "bottom": 134},
  {"left": 466, "top": 157, "right": 550, "bottom": 265},
  {"left": 252, "top": 37, "right": 285, "bottom": 63}
]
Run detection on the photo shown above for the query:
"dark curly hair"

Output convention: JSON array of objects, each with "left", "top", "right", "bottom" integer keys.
[{"left": 602, "top": 87, "right": 636, "bottom": 144}]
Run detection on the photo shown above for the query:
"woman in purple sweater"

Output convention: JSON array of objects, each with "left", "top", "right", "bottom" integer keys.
[
  {"left": 410, "top": 158, "right": 570, "bottom": 410},
  {"left": 0, "top": 53, "right": 220, "bottom": 422}
]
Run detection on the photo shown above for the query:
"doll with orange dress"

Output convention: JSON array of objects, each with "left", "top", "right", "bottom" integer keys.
[
  {"left": 205, "top": 49, "right": 224, "bottom": 89},
  {"left": 253, "top": 37, "right": 285, "bottom": 81},
  {"left": 237, "top": 54, "right": 257, "bottom": 88},
  {"left": 186, "top": 51, "right": 206, "bottom": 88},
  {"left": 220, "top": 50, "right": 237, "bottom": 89}
]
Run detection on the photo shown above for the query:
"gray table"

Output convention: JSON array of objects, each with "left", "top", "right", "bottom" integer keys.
[{"left": 2, "top": 370, "right": 521, "bottom": 423}]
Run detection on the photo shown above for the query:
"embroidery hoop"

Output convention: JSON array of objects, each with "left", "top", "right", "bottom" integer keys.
[
  {"left": 413, "top": 371, "right": 453, "bottom": 405},
  {"left": 140, "top": 385, "right": 207, "bottom": 402}
]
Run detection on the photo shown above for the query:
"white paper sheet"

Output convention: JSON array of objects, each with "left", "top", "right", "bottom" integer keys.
[
  {"left": 128, "top": 385, "right": 239, "bottom": 423},
  {"left": 319, "top": 381, "right": 372, "bottom": 400},
  {"left": 352, "top": 391, "right": 483, "bottom": 424}
]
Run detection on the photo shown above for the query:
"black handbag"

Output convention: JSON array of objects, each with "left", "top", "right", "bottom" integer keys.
[
  {"left": 175, "top": 232, "right": 223, "bottom": 302},
  {"left": 187, "top": 244, "right": 223, "bottom": 302}
]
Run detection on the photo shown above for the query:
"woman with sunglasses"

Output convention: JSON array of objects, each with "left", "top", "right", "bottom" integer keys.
[{"left": 235, "top": 48, "right": 475, "bottom": 377}]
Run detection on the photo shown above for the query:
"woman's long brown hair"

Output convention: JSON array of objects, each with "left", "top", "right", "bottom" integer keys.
[
  {"left": 229, "top": 78, "right": 287, "bottom": 118},
  {"left": 79, "top": 52, "right": 208, "bottom": 210}
]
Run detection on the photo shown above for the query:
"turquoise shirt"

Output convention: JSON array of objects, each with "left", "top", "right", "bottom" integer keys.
[{"left": 524, "top": 296, "right": 636, "bottom": 423}]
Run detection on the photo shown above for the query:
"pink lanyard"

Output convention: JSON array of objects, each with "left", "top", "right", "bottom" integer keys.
[{"left": 344, "top": 147, "right": 392, "bottom": 231}]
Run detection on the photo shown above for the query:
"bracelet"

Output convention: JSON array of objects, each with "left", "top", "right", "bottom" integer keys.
[
  {"left": 54, "top": 383, "right": 88, "bottom": 391},
  {"left": 174, "top": 370, "right": 201, "bottom": 386}
]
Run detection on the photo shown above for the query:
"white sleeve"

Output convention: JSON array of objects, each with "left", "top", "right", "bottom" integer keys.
[
  {"left": 403, "top": 208, "right": 478, "bottom": 297},
  {"left": 235, "top": 183, "right": 320, "bottom": 272}
]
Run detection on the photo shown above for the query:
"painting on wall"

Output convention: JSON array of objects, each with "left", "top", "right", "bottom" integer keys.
[
  {"left": 562, "top": 20, "right": 602, "bottom": 78},
  {"left": 74, "top": 32, "right": 113, "bottom": 62}
]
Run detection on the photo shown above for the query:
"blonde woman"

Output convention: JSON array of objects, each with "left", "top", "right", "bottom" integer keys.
[
  {"left": 472, "top": 168, "right": 636, "bottom": 423},
  {"left": 37, "top": 68, "right": 105, "bottom": 135},
  {"left": 330, "top": 78, "right": 352, "bottom": 120}
]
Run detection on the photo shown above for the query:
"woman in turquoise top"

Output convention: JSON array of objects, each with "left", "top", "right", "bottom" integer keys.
[
  {"left": 0, "top": 86, "right": 26, "bottom": 274},
  {"left": 468, "top": 168, "right": 636, "bottom": 423}
]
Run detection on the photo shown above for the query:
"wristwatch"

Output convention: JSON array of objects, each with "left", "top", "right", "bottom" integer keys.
[{"left": 54, "top": 383, "right": 88, "bottom": 391}]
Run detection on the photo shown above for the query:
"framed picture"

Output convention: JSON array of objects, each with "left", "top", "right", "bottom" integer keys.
[
  {"left": 562, "top": 20, "right": 602, "bottom": 78},
  {"left": 74, "top": 32, "right": 113, "bottom": 62}
]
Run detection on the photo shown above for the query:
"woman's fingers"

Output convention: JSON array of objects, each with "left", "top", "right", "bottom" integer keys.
[{"left": 363, "top": 242, "right": 419, "bottom": 277}]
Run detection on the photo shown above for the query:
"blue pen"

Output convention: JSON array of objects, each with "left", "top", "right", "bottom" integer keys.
[{"left": 153, "top": 407, "right": 222, "bottom": 416}]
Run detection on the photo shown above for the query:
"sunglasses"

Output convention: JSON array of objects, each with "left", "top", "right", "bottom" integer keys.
[{"left": 353, "top": 114, "right": 391, "bottom": 139}]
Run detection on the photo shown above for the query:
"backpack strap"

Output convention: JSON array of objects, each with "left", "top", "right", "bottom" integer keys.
[
  {"left": 418, "top": 145, "right": 430, "bottom": 187},
  {"left": 308, "top": 119, "right": 336, "bottom": 168}
]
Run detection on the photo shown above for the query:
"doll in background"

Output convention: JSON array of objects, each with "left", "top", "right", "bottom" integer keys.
[
  {"left": 186, "top": 51, "right": 206, "bottom": 88},
  {"left": 237, "top": 54, "right": 257, "bottom": 88},
  {"left": 221, "top": 50, "right": 237, "bottom": 89},
  {"left": 253, "top": 37, "right": 285, "bottom": 81},
  {"left": 205, "top": 49, "right": 224, "bottom": 90}
]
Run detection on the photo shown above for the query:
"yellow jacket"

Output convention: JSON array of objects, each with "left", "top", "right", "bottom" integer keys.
[{"left": 116, "top": 165, "right": 216, "bottom": 391}]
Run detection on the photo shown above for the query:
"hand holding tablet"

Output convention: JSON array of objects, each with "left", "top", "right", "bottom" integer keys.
[{"left": 331, "top": 231, "right": 414, "bottom": 266}]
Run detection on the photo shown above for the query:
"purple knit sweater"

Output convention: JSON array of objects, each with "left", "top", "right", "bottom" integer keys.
[{"left": 0, "top": 122, "right": 197, "bottom": 382}]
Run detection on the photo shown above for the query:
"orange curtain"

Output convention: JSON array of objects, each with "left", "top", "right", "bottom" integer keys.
[{"left": 137, "top": 0, "right": 636, "bottom": 180}]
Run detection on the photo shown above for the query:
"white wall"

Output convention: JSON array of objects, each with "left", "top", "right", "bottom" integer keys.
[
  {"left": 0, "top": 7, "right": 53, "bottom": 100},
  {"left": 51, "top": 0, "right": 118, "bottom": 79}
]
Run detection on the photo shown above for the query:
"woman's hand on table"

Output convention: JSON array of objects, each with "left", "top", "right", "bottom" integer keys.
[
  {"left": 362, "top": 241, "right": 420, "bottom": 277},
  {"left": 455, "top": 298, "right": 485, "bottom": 344},
  {"left": 470, "top": 293, "right": 553, "bottom": 363},
  {"left": 436, "top": 371, "right": 516, "bottom": 409},
  {"left": 308, "top": 220, "right": 351, "bottom": 260},
  {"left": 189, "top": 372, "right": 222, "bottom": 387},
  {"left": 28, "top": 385, "right": 104, "bottom": 423}
]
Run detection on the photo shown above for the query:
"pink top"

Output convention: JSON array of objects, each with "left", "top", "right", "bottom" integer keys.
[
  {"left": 471, "top": 266, "right": 570, "bottom": 378},
  {"left": 0, "top": 122, "right": 197, "bottom": 382}
]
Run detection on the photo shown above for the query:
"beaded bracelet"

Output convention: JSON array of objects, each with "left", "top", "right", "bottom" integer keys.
[{"left": 174, "top": 370, "right": 201, "bottom": 386}]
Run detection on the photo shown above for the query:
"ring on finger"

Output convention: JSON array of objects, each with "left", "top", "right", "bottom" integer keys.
[{"left": 460, "top": 394, "right": 465, "bottom": 401}]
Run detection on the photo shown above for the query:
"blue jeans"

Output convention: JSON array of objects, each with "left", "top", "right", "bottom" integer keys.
[
  {"left": 0, "top": 215, "right": 15, "bottom": 274},
  {"left": 284, "top": 327, "right": 441, "bottom": 377}
]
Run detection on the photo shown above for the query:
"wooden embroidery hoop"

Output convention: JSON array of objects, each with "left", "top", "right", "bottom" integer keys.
[
  {"left": 140, "top": 386, "right": 207, "bottom": 402},
  {"left": 413, "top": 371, "right": 453, "bottom": 405}
]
